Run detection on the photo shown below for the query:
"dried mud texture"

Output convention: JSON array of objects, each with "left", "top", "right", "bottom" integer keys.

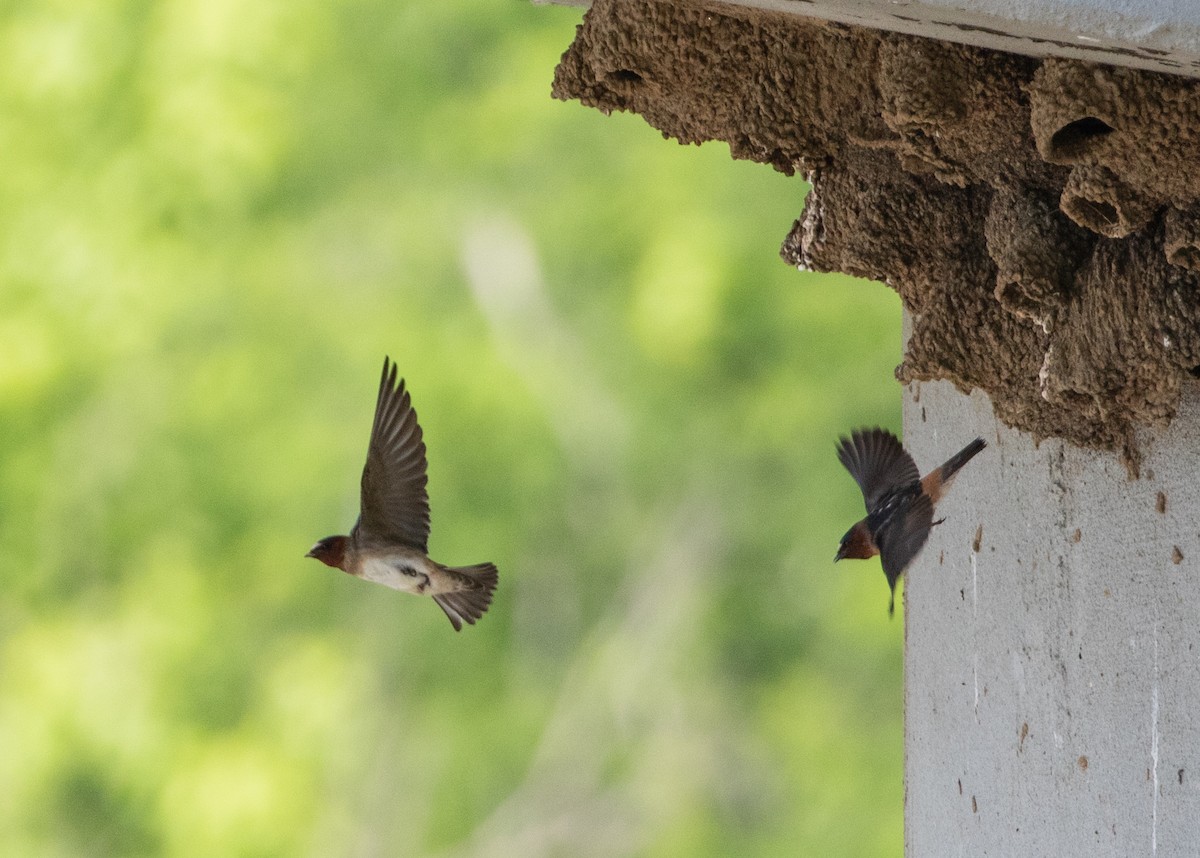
[
  {"left": 984, "top": 186, "right": 1094, "bottom": 329},
  {"left": 552, "top": 0, "right": 1200, "bottom": 465}
]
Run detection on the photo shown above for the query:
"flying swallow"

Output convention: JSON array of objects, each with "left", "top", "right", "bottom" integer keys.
[
  {"left": 307, "top": 357, "right": 499, "bottom": 631},
  {"left": 835, "top": 427, "right": 985, "bottom": 615}
]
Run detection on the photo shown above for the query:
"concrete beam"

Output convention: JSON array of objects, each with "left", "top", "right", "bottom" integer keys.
[
  {"left": 903, "top": 373, "right": 1200, "bottom": 855},
  {"left": 541, "top": 0, "right": 1200, "bottom": 78}
]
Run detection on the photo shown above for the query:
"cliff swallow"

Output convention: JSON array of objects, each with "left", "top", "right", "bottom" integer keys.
[
  {"left": 835, "top": 427, "right": 985, "bottom": 615},
  {"left": 307, "top": 358, "right": 499, "bottom": 631}
]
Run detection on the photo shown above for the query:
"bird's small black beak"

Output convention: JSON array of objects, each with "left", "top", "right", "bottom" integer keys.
[
  {"left": 304, "top": 548, "right": 317, "bottom": 559},
  {"left": 834, "top": 544, "right": 847, "bottom": 563}
]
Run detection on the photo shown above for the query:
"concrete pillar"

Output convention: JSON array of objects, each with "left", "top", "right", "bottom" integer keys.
[{"left": 903, "top": 373, "right": 1200, "bottom": 856}]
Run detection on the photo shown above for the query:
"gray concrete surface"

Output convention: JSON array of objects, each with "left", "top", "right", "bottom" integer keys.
[
  {"left": 544, "top": 0, "right": 1200, "bottom": 78},
  {"left": 903, "top": 376, "right": 1200, "bottom": 856},
  {"left": 691, "top": 0, "right": 1200, "bottom": 77}
]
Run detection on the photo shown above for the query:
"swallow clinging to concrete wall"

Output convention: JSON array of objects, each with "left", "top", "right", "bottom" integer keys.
[{"left": 835, "top": 428, "right": 985, "bottom": 615}]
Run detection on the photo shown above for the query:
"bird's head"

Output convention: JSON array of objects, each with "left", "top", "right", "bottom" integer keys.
[
  {"left": 835, "top": 520, "right": 879, "bottom": 562},
  {"left": 306, "top": 535, "right": 348, "bottom": 570}
]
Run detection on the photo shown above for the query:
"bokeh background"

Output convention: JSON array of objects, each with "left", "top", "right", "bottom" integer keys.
[{"left": 0, "top": 1, "right": 905, "bottom": 855}]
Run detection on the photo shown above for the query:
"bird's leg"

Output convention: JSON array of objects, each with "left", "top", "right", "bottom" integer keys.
[
  {"left": 399, "top": 565, "right": 432, "bottom": 592},
  {"left": 931, "top": 517, "right": 947, "bottom": 528}
]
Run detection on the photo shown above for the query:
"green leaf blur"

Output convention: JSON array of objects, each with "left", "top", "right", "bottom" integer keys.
[{"left": 0, "top": 1, "right": 904, "bottom": 855}]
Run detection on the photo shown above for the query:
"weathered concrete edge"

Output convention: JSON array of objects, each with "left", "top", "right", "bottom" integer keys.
[{"left": 540, "top": 0, "right": 1200, "bottom": 78}]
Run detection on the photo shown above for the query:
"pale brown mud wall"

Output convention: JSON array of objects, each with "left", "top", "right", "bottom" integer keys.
[{"left": 553, "top": 0, "right": 1200, "bottom": 470}]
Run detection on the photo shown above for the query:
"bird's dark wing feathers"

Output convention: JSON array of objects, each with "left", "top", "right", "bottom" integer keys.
[
  {"left": 876, "top": 490, "right": 935, "bottom": 588},
  {"left": 353, "top": 357, "right": 431, "bottom": 552},
  {"left": 836, "top": 427, "right": 921, "bottom": 510}
]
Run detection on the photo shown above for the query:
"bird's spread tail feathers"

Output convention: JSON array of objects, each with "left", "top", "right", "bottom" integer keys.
[
  {"left": 939, "top": 438, "right": 986, "bottom": 484},
  {"left": 433, "top": 563, "right": 499, "bottom": 631},
  {"left": 923, "top": 437, "right": 986, "bottom": 501}
]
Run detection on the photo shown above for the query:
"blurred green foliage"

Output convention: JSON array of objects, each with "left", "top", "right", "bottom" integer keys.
[{"left": 0, "top": 0, "right": 905, "bottom": 855}]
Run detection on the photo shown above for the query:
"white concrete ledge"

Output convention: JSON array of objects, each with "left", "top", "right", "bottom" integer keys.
[{"left": 543, "top": 0, "right": 1200, "bottom": 78}]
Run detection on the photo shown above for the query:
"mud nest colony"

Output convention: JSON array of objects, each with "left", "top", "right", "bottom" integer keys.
[{"left": 553, "top": 0, "right": 1200, "bottom": 472}]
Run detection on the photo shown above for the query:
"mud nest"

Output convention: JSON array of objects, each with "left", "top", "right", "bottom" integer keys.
[{"left": 553, "top": 0, "right": 1200, "bottom": 470}]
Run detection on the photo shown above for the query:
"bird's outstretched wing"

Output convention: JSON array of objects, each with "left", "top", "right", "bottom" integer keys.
[
  {"left": 877, "top": 491, "right": 935, "bottom": 587},
  {"left": 836, "top": 427, "right": 921, "bottom": 511},
  {"left": 353, "top": 357, "right": 431, "bottom": 552}
]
